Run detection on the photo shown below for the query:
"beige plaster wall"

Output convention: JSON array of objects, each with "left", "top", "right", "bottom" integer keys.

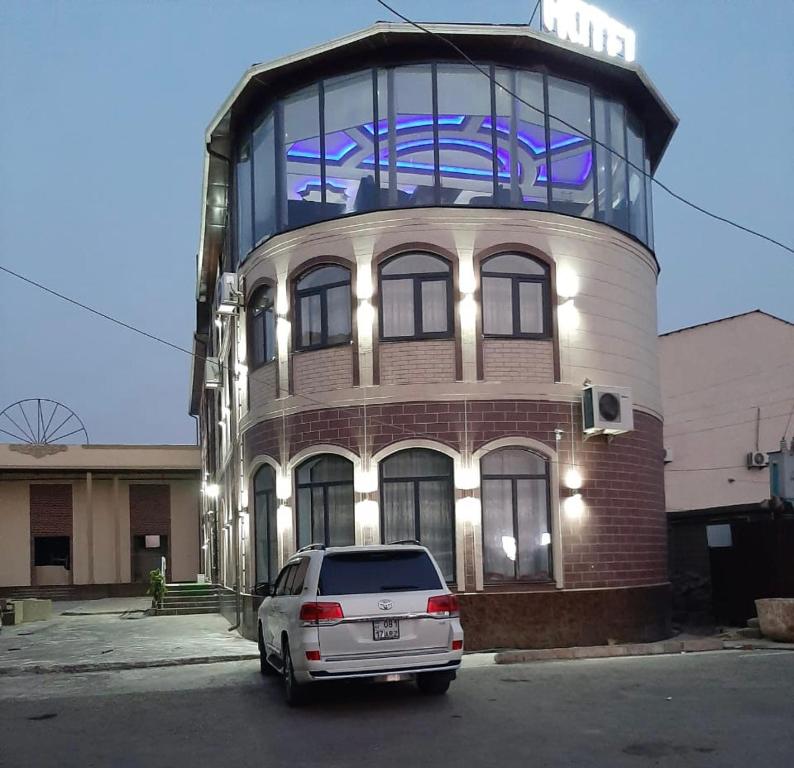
[
  {"left": 240, "top": 208, "right": 661, "bottom": 433},
  {"left": 169, "top": 479, "right": 200, "bottom": 582},
  {"left": 0, "top": 481, "right": 30, "bottom": 586},
  {"left": 661, "top": 312, "right": 794, "bottom": 512}
]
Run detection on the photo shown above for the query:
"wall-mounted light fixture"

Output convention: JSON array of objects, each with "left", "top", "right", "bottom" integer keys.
[
  {"left": 354, "top": 466, "right": 378, "bottom": 494},
  {"left": 564, "top": 467, "right": 583, "bottom": 490},
  {"left": 355, "top": 499, "right": 379, "bottom": 528},
  {"left": 276, "top": 473, "right": 292, "bottom": 501},
  {"left": 276, "top": 505, "right": 292, "bottom": 534},
  {"left": 456, "top": 496, "right": 481, "bottom": 525},
  {"left": 455, "top": 463, "right": 480, "bottom": 491},
  {"left": 558, "top": 299, "right": 580, "bottom": 331},
  {"left": 204, "top": 483, "right": 220, "bottom": 499},
  {"left": 556, "top": 266, "right": 580, "bottom": 299},
  {"left": 563, "top": 492, "right": 584, "bottom": 519},
  {"left": 276, "top": 318, "right": 291, "bottom": 349},
  {"left": 357, "top": 300, "right": 375, "bottom": 330}
]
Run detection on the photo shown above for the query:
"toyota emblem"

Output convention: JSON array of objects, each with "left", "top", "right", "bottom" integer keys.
[{"left": 378, "top": 599, "right": 393, "bottom": 610}]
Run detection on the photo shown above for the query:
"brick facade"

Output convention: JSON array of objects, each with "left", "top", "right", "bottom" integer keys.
[
  {"left": 248, "top": 361, "right": 278, "bottom": 411},
  {"left": 129, "top": 484, "right": 171, "bottom": 537},
  {"left": 378, "top": 340, "right": 456, "bottom": 385},
  {"left": 29, "top": 484, "right": 73, "bottom": 537},
  {"left": 292, "top": 345, "right": 354, "bottom": 396},
  {"left": 243, "top": 400, "right": 666, "bottom": 589},
  {"left": 482, "top": 338, "right": 555, "bottom": 382}
]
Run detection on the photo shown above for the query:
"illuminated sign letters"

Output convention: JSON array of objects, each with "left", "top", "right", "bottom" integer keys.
[{"left": 541, "top": 0, "right": 636, "bottom": 63}]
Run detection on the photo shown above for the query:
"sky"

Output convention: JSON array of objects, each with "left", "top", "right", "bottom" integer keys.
[{"left": 0, "top": 0, "right": 792, "bottom": 445}]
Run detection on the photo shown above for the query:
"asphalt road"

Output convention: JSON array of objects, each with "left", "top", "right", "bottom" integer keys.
[{"left": 1, "top": 650, "right": 793, "bottom": 768}]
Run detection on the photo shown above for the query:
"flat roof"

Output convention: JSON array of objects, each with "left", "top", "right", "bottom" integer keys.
[
  {"left": 660, "top": 310, "right": 794, "bottom": 338},
  {"left": 0, "top": 443, "right": 201, "bottom": 472}
]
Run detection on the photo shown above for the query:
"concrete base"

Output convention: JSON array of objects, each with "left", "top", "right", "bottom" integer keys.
[
  {"left": 16, "top": 599, "right": 53, "bottom": 623},
  {"left": 755, "top": 598, "right": 794, "bottom": 642},
  {"left": 458, "top": 583, "right": 672, "bottom": 651}
]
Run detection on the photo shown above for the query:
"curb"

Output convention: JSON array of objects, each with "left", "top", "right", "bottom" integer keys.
[
  {"left": 495, "top": 638, "right": 724, "bottom": 664},
  {"left": 0, "top": 653, "right": 260, "bottom": 677}
]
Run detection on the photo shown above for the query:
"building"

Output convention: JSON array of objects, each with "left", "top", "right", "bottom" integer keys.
[
  {"left": 0, "top": 443, "right": 201, "bottom": 597},
  {"left": 661, "top": 310, "right": 794, "bottom": 626},
  {"left": 189, "top": 22, "right": 678, "bottom": 649}
]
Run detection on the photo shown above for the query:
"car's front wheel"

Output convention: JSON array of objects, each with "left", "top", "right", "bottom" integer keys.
[
  {"left": 417, "top": 671, "right": 453, "bottom": 695},
  {"left": 282, "top": 641, "right": 306, "bottom": 706}
]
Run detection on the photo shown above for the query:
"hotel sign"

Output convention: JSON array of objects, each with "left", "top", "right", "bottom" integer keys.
[{"left": 541, "top": 0, "right": 636, "bottom": 63}]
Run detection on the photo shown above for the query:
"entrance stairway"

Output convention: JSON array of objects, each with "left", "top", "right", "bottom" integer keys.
[{"left": 155, "top": 583, "right": 221, "bottom": 616}]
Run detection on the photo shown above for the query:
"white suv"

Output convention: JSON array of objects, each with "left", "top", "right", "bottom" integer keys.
[{"left": 257, "top": 543, "right": 464, "bottom": 705}]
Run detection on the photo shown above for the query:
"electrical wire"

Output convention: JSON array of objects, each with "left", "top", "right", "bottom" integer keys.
[
  {"left": 373, "top": 0, "right": 794, "bottom": 256},
  {"left": 528, "top": 0, "right": 542, "bottom": 29}
]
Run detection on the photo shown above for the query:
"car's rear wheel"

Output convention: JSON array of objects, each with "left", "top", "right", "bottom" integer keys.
[
  {"left": 282, "top": 641, "right": 305, "bottom": 706},
  {"left": 417, "top": 671, "right": 452, "bottom": 695},
  {"left": 258, "top": 625, "right": 276, "bottom": 676}
]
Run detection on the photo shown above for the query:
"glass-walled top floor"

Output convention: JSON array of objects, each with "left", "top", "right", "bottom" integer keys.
[{"left": 232, "top": 63, "right": 654, "bottom": 266}]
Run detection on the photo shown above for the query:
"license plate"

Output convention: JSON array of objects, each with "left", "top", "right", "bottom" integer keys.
[{"left": 373, "top": 619, "right": 400, "bottom": 641}]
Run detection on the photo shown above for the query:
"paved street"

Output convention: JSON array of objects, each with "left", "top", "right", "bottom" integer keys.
[
  {"left": 0, "top": 607, "right": 256, "bottom": 674},
  {"left": 1, "top": 650, "right": 792, "bottom": 767}
]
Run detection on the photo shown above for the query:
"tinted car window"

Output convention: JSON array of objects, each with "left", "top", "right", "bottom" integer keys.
[
  {"left": 318, "top": 551, "right": 442, "bottom": 595},
  {"left": 275, "top": 564, "right": 296, "bottom": 596},
  {"left": 290, "top": 558, "right": 310, "bottom": 595}
]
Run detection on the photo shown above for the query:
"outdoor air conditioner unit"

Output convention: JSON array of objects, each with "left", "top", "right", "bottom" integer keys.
[
  {"left": 746, "top": 451, "right": 769, "bottom": 469},
  {"left": 582, "top": 385, "right": 634, "bottom": 436},
  {"left": 663, "top": 447, "right": 674, "bottom": 464},
  {"left": 215, "top": 272, "right": 240, "bottom": 315},
  {"left": 205, "top": 357, "right": 222, "bottom": 389}
]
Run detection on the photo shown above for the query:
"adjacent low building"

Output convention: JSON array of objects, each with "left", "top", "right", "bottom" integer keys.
[
  {"left": 189, "top": 22, "right": 678, "bottom": 649},
  {"left": 0, "top": 444, "right": 201, "bottom": 597},
  {"left": 661, "top": 310, "right": 794, "bottom": 626}
]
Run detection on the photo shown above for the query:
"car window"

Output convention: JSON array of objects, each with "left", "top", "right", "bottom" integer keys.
[
  {"left": 274, "top": 564, "right": 296, "bottom": 596},
  {"left": 318, "top": 550, "right": 442, "bottom": 595},
  {"left": 290, "top": 557, "right": 310, "bottom": 595}
]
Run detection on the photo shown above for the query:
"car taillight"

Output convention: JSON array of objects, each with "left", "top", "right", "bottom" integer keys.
[
  {"left": 427, "top": 594, "right": 459, "bottom": 617},
  {"left": 299, "top": 602, "right": 344, "bottom": 623},
  {"left": 452, "top": 640, "right": 463, "bottom": 651},
  {"left": 305, "top": 650, "right": 321, "bottom": 661}
]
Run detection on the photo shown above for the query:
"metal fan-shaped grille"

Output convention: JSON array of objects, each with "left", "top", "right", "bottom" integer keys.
[{"left": 0, "top": 399, "right": 89, "bottom": 445}]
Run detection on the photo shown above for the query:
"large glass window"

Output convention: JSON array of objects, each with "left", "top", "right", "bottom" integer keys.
[
  {"left": 481, "top": 448, "right": 551, "bottom": 583},
  {"left": 323, "top": 71, "right": 378, "bottom": 216},
  {"left": 481, "top": 253, "right": 550, "bottom": 337},
  {"left": 296, "top": 455, "right": 355, "bottom": 548},
  {"left": 594, "top": 98, "right": 628, "bottom": 232},
  {"left": 379, "top": 253, "right": 452, "bottom": 340},
  {"left": 493, "top": 69, "right": 550, "bottom": 209},
  {"left": 627, "top": 119, "right": 647, "bottom": 243},
  {"left": 436, "top": 65, "right": 494, "bottom": 206},
  {"left": 253, "top": 465, "right": 278, "bottom": 586},
  {"left": 235, "top": 141, "right": 253, "bottom": 263},
  {"left": 547, "top": 77, "right": 594, "bottom": 218},
  {"left": 240, "top": 66, "right": 653, "bottom": 248},
  {"left": 253, "top": 114, "right": 276, "bottom": 245},
  {"left": 380, "top": 449, "right": 455, "bottom": 581},
  {"left": 294, "top": 265, "right": 352, "bottom": 350},
  {"left": 283, "top": 84, "right": 322, "bottom": 230},
  {"left": 248, "top": 285, "right": 276, "bottom": 368}
]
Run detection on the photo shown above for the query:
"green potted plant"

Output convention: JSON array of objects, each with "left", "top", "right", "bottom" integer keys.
[{"left": 147, "top": 569, "right": 167, "bottom": 611}]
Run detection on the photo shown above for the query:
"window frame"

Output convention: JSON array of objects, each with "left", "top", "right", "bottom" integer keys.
[
  {"left": 295, "top": 454, "right": 355, "bottom": 547},
  {"left": 253, "top": 464, "right": 278, "bottom": 590},
  {"left": 293, "top": 264, "right": 352, "bottom": 352},
  {"left": 480, "top": 253, "right": 552, "bottom": 340},
  {"left": 480, "top": 447, "right": 553, "bottom": 584},
  {"left": 378, "top": 448, "right": 456, "bottom": 581},
  {"left": 248, "top": 285, "right": 276, "bottom": 371},
  {"left": 378, "top": 252, "right": 454, "bottom": 342}
]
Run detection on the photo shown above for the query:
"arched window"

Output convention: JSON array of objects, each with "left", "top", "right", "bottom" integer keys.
[
  {"left": 480, "top": 448, "right": 552, "bottom": 583},
  {"left": 379, "top": 253, "right": 452, "bottom": 340},
  {"left": 295, "top": 454, "right": 354, "bottom": 547},
  {"left": 379, "top": 448, "right": 455, "bottom": 581},
  {"left": 294, "top": 265, "right": 352, "bottom": 350},
  {"left": 253, "top": 465, "right": 278, "bottom": 586},
  {"left": 248, "top": 286, "right": 276, "bottom": 368},
  {"left": 481, "top": 253, "right": 550, "bottom": 338}
]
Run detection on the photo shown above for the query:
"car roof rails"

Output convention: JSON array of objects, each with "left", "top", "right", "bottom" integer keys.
[
  {"left": 387, "top": 539, "right": 422, "bottom": 546},
  {"left": 296, "top": 543, "right": 326, "bottom": 553}
]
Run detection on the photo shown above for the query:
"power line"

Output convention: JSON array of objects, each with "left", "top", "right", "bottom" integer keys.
[
  {"left": 373, "top": 0, "right": 794, "bottom": 256},
  {"left": 528, "top": 0, "right": 541, "bottom": 29}
]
